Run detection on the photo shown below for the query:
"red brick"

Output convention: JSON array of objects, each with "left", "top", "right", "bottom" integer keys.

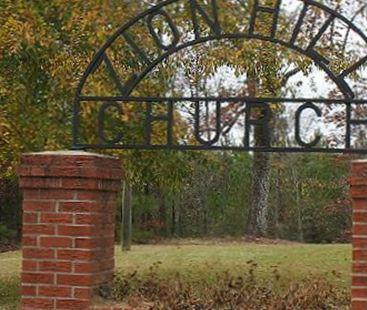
[
  {"left": 23, "top": 154, "right": 107, "bottom": 167},
  {"left": 40, "top": 213, "right": 73, "bottom": 224},
  {"left": 354, "top": 212, "right": 367, "bottom": 223},
  {"left": 352, "top": 299, "right": 367, "bottom": 310},
  {"left": 354, "top": 224, "right": 367, "bottom": 236},
  {"left": 57, "top": 274, "right": 94, "bottom": 286},
  {"left": 21, "top": 285, "right": 37, "bottom": 296},
  {"left": 353, "top": 275, "right": 367, "bottom": 286},
  {"left": 354, "top": 262, "right": 367, "bottom": 273},
  {"left": 22, "top": 297, "right": 54, "bottom": 309},
  {"left": 74, "top": 262, "right": 98, "bottom": 273},
  {"left": 20, "top": 177, "right": 62, "bottom": 189},
  {"left": 23, "top": 224, "right": 55, "bottom": 235},
  {"left": 22, "top": 235, "right": 38, "bottom": 247},
  {"left": 39, "top": 261, "right": 72, "bottom": 272},
  {"left": 22, "top": 272, "right": 54, "bottom": 284},
  {"left": 354, "top": 199, "right": 367, "bottom": 211},
  {"left": 39, "top": 189, "right": 75, "bottom": 200},
  {"left": 75, "top": 238, "right": 98, "bottom": 249},
  {"left": 23, "top": 260, "right": 38, "bottom": 271},
  {"left": 351, "top": 162, "right": 367, "bottom": 175},
  {"left": 354, "top": 237, "right": 367, "bottom": 249},
  {"left": 74, "top": 287, "right": 92, "bottom": 299},
  {"left": 38, "top": 285, "right": 71, "bottom": 298},
  {"left": 23, "top": 201, "right": 56, "bottom": 212},
  {"left": 100, "top": 259, "right": 114, "bottom": 271},
  {"left": 58, "top": 225, "right": 95, "bottom": 237},
  {"left": 350, "top": 176, "right": 367, "bottom": 186},
  {"left": 23, "top": 248, "right": 55, "bottom": 259},
  {"left": 22, "top": 189, "right": 40, "bottom": 200},
  {"left": 57, "top": 249, "right": 93, "bottom": 261},
  {"left": 91, "top": 307, "right": 123, "bottom": 310},
  {"left": 352, "top": 187, "right": 367, "bottom": 198},
  {"left": 40, "top": 237, "right": 72, "bottom": 248},
  {"left": 56, "top": 299, "right": 90, "bottom": 309},
  {"left": 23, "top": 212, "right": 38, "bottom": 224},
  {"left": 99, "top": 179, "right": 121, "bottom": 191},
  {"left": 59, "top": 201, "right": 99, "bottom": 213},
  {"left": 353, "top": 288, "right": 367, "bottom": 299},
  {"left": 44, "top": 167, "right": 82, "bottom": 178},
  {"left": 62, "top": 178, "right": 99, "bottom": 190},
  {"left": 76, "top": 191, "right": 101, "bottom": 201},
  {"left": 75, "top": 214, "right": 99, "bottom": 225},
  {"left": 354, "top": 249, "right": 367, "bottom": 261}
]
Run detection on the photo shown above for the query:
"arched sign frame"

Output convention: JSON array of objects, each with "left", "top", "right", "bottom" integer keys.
[{"left": 72, "top": 0, "right": 367, "bottom": 154}]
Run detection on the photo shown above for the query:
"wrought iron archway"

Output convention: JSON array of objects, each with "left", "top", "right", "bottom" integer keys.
[{"left": 72, "top": 0, "right": 367, "bottom": 154}]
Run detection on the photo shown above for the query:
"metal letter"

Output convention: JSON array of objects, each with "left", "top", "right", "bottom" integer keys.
[
  {"left": 244, "top": 102, "right": 272, "bottom": 147},
  {"left": 190, "top": 0, "right": 221, "bottom": 39},
  {"left": 98, "top": 102, "right": 123, "bottom": 144},
  {"left": 249, "top": 0, "right": 282, "bottom": 38},
  {"left": 305, "top": 15, "right": 335, "bottom": 64},
  {"left": 147, "top": 9, "right": 180, "bottom": 51},
  {"left": 290, "top": 3, "right": 308, "bottom": 45},
  {"left": 295, "top": 102, "right": 322, "bottom": 148},
  {"left": 122, "top": 32, "right": 153, "bottom": 66},
  {"left": 346, "top": 103, "right": 367, "bottom": 148},
  {"left": 339, "top": 55, "right": 367, "bottom": 79},
  {"left": 145, "top": 101, "right": 174, "bottom": 145},
  {"left": 194, "top": 101, "right": 221, "bottom": 146}
]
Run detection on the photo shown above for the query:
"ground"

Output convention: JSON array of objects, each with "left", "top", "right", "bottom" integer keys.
[{"left": 0, "top": 239, "right": 351, "bottom": 309}]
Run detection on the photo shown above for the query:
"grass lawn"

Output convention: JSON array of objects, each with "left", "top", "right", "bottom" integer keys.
[{"left": 0, "top": 240, "right": 352, "bottom": 308}]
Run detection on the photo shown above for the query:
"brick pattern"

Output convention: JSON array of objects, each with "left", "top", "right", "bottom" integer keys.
[
  {"left": 18, "top": 152, "right": 122, "bottom": 310},
  {"left": 351, "top": 161, "right": 367, "bottom": 310}
]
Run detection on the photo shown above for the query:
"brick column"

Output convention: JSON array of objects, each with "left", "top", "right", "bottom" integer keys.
[
  {"left": 18, "top": 151, "right": 123, "bottom": 310},
  {"left": 351, "top": 160, "right": 367, "bottom": 310}
]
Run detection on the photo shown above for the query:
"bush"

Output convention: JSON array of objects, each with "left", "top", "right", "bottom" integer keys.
[
  {"left": 111, "top": 263, "right": 349, "bottom": 309},
  {"left": 0, "top": 224, "right": 16, "bottom": 242}
]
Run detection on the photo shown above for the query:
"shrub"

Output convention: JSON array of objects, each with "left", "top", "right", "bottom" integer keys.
[{"left": 112, "top": 263, "right": 350, "bottom": 309}]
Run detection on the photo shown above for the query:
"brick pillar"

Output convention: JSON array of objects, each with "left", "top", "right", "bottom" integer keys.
[
  {"left": 351, "top": 160, "right": 367, "bottom": 310},
  {"left": 18, "top": 151, "right": 123, "bottom": 310}
]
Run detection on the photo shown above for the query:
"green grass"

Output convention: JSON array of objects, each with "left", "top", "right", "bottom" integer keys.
[
  {"left": 0, "top": 241, "right": 352, "bottom": 308},
  {"left": 115, "top": 241, "right": 351, "bottom": 289}
]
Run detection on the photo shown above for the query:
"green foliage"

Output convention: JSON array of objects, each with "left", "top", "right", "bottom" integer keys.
[
  {"left": 0, "top": 225, "right": 16, "bottom": 242},
  {"left": 130, "top": 152, "right": 351, "bottom": 243},
  {"left": 0, "top": 178, "right": 21, "bottom": 242}
]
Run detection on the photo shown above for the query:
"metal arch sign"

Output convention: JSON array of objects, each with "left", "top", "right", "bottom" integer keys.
[{"left": 72, "top": 0, "right": 367, "bottom": 154}]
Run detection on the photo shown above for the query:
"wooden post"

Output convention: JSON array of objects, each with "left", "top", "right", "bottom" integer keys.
[{"left": 122, "top": 183, "right": 132, "bottom": 251}]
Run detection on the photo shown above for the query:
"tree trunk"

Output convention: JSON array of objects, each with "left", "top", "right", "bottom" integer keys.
[
  {"left": 274, "top": 168, "right": 281, "bottom": 239},
  {"left": 245, "top": 74, "right": 271, "bottom": 237},
  {"left": 246, "top": 150, "right": 271, "bottom": 236},
  {"left": 295, "top": 181, "right": 304, "bottom": 242},
  {"left": 121, "top": 182, "right": 132, "bottom": 251},
  {"left": 158, "top": 192, "right": 167, "bottom": 237}
]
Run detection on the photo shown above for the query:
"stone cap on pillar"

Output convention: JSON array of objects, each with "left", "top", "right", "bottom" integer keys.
[
  {"left": 18, "top": 151, "right": 123, "bottom": 181},
  {"left": 18, "top": 151, "right": 123, "bottom": 192}
]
